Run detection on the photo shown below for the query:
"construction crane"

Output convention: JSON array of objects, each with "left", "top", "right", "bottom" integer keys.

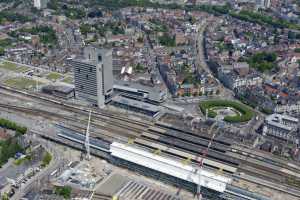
[
  {"left": 177, "top": 121, "right": 221, "bottom": 199},
  {"left": 85, "top": 110, "right": 92, "bottom": 161},
  {"left": 195, "top": 121, "right": 220, "bottom": 200}
]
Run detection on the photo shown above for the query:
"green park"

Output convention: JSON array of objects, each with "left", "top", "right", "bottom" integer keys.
[{"left": 199, "top": 100, "right": 255, "bottom": 123}]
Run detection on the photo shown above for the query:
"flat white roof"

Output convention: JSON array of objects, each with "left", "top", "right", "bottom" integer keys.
[
  {"left": 112, "top": 96, "right": 160, "bottom": 112},
  {"left": 110, "top": 142, "right": 232, "bottom": 193},
  {"left": 113, "top": 84, "right": 139, "bottom": 93},
  {"left": 266, "top": 121, "right": 293, "bottom": 131},
  {"left": 266, "top": 114, "right": 298, "bottom": 123},
  {"left": 163, "top": 104, "right": 185, "bottom": 112},
  {"left": 265, "top": 114, "right": 298, "bottom": 131}
]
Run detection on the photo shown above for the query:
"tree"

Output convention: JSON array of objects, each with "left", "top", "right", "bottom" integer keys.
[
  {"left": 0, "top": 138, "right": 24, "bottom": 167},
  {"left": 80, "top": 24, "right": 92, "bottom": 35},
  {"left": 47, "top": 0, "right": 59, "bottom": 10},
  {"left": 135, "top": 63, "right": 144, "bottom": 72},
  {"left": 64, "top": 7, "right": 86, "bottom": 19},
  {"left": 288, "top": 31, "right": 296, "bottom": 40},
  {"left": 55, "top": 186, "right": 72, "bottom": 199},
  {"left": 189, "top": 16, "right": 196, "bottom": 24},
  {"left": 1, "top": 193, "right": 9, "bottom": 200},
  {"left": 137, "top": 37, "right": 144, "bottom": 43},
  {"left": 158, "top": 33, "right": 175, "bottom": 47},
  {"left": 247, "top": 52, "right": 277, "bottom": 72},
  {"left": 87, "top": 9, "right": 103, "bottom": 18},
  {"left": 0, "top": 38, "right": 12, "bottom": 48},
  {"left": 0, "top": 11, "right": 30, "bottom": 23},
  {"left": 0, "top": 48, "right": 4, "bottom": 56},
  {"left": 42, "top": 152, "right": 52, "bottom": 167},
  {"left": 19, "top": 26, "right": 57, "bottom": 46},
  {"left": 91, "top": 0, "right": 173, "bottom": 9}
]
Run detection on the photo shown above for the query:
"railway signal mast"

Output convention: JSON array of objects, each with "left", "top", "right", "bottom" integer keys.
[{"left": 85, "top": 110, "right": 92, "bottom": 160}]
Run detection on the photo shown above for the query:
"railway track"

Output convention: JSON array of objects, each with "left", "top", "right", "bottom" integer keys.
[
  {"left": 2, "top": 99, "right": 299, "bottom": 178},
  {"left": 238, "top": 164, "right": 284, "bottom": 183},
  {"left": 0, "top": 103, "right": 78, "bottom": 122},
  {"left": 59, "top": 122, "right": 138, "bottom": 142},
  {"left": 0, "top": 86, "right": 151, "bottom": 128},
  {"left": 153, "top": 121, "right": 300, "bottom": 194},
  {"left": 231, "top": 144, "right": 300, "bottom": 174},
  {"left": 92, "top": 193, "right": 112, "bottom": 200},
  {"left": 2, "top": 86, "right": 300, "bottom": 197},
  {"left": 0, "top": 103, "right": 142, "bottom": 140}
]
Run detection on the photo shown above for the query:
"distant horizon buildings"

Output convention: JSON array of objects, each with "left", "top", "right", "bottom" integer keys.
[
  {"left": 69, "top": 46, "right": 114, "bottom": 108},
  {"left": 33, "top": 0, "right": 48, "bottom": 10}
]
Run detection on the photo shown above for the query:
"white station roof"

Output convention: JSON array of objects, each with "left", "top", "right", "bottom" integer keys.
[{"left": 110, "top": 142, "right": 232, "bottom": 193}]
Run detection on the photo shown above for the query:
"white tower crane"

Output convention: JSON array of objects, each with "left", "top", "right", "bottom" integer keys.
[
  {"left": 85, "top": 110, "right": 92, "bottom": 160},
  {"left": 177, "top": 121, "right": 221, "bottom": 199},
  {"left": 195, "top": 121, "right": 221, "bottom": 200}
]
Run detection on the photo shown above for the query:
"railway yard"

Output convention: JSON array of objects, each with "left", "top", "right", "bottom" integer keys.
[{"left": 0, "top": 86, "right": 300, "bottom": 200}]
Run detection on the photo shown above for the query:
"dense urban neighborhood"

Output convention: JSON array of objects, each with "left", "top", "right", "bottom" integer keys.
[{"left": 0, "top": 0, "right": 300, "bottom": 200}]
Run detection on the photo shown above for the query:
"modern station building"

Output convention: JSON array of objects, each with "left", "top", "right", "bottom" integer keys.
[
  {"left": 114, "top": 80, "right": 168, "bottom": 104},
  {"left": 111, "top": 95, "right": 161, "bottom": 117}
]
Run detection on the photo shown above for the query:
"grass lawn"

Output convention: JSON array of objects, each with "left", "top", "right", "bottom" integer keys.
[
  {"left": 0, "top": 61, "right": 29, "bottom": 73},
  {"left": 14, "top": 156, "right": 30, "bottom": 166},
  {"left": 4, "top": 77, "right": 40, "bottom": 90},
  {"left": 46, "top": 72, "right": 63, "bottom": 81},
  {"left": 62, "top": 76, "right": 73, "bottom": 84}
]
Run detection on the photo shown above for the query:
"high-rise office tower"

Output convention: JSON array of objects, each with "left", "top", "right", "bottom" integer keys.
[
  {"left": 70, "top": 46, "right": 113, "bottom": 108},
  {"left": 263, "top": 0, "right": 271, "bottom": 8},
  {"left": 256, "top": 0, "right": 271, "bottom": 8},
  {"left": 33, "top": 0, "right": 48, "bottom": 10}
]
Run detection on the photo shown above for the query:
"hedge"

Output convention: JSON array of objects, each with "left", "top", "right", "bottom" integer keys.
[
  {"left": 199, "top": 100, "right": 254, "bottom": 123},
  {"left": 0, "top": 118, "right": 27, "bottom": 135}
]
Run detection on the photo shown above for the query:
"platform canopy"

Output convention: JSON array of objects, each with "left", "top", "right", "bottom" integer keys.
[{"left": 110, "top": 142, "right": 232, "bottom": 193}]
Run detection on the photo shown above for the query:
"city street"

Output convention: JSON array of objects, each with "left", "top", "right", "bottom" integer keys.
[
  {"left": 195, "top": 21, "right": 234, "bottom": 99},
  {"left": 11, "top": 132, "right": 66, "bottom": 200}
]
